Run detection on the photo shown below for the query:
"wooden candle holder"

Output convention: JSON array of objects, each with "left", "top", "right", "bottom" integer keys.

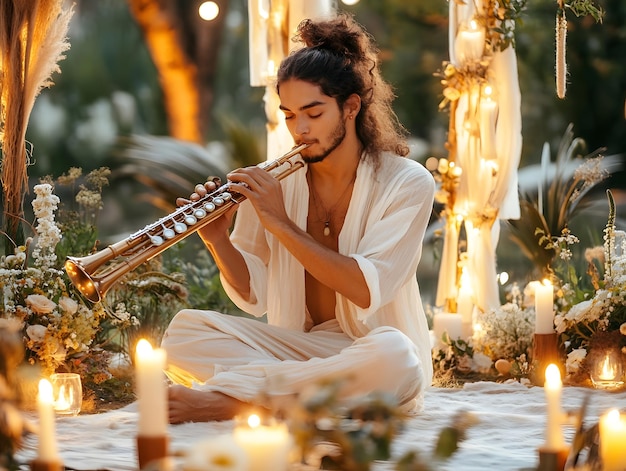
[
  {"left": 532, "top": 333, "right": 564, "bottom": 386},
  {"left": 537, "top": 446, "right": 569, "bottom": 471},
  {"left": 30, "top": 459, "right": 63, "bottom": 471},
  {"left": 136, "top": 435, "right": 169, "bottom": 470}
]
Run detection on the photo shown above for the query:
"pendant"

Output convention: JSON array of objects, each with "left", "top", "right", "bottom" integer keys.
[{"left": 323, "top": 222, "right": 330, "bottom": 237}]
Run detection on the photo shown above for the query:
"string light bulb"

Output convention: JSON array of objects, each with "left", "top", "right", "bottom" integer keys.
[{"left": 198, "top": 1, "right": 219, "bottom": 21}]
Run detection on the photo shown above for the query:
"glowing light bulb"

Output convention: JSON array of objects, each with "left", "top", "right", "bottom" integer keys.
[{"left": 198, "top": 1, "right": 219, "bottom": 21}]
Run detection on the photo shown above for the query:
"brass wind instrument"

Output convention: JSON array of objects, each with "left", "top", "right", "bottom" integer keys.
[{"left": 65, "top": 143, "right": 309, "bottom": 303}]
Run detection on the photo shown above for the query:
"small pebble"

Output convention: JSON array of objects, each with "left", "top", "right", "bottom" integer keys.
[{"left": 495, "top": 359, "right": 512, "bottom": 375}]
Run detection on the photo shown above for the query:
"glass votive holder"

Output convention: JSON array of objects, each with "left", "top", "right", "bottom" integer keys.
[
  {"left": 590, "top": 349, "right": 625, "bottom": 391},
  {"left": 50, "top": 373, "right": 82, "bottom": 416}
]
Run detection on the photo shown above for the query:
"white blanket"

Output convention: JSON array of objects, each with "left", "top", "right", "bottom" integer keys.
[{"left": 15, "top": 381, "right": 625, "bottom": 470}]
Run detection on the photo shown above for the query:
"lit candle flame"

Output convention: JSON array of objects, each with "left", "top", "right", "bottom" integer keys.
[
  {"left": 248, "top": 414, "right": 261, "bottom": 428},
  {"left": 599, "top": 354, "right": 617, "bottom": 381},
  {"left": 55, "top": 385, "right": 71, "bottom": 411}
]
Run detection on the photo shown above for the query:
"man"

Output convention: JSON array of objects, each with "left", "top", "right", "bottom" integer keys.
[{"left": 162, "top": 14, "right": 435, "bottom": 424}]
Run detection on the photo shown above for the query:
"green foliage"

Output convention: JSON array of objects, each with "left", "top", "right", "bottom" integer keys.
[
  {"left": 504, "top": 124, "right": 612, "bottom": 277},
  {"left": 288, "top": 378, "right": 476, "bottom": 470},
  {"left": 564, "top": 0, "right": 604, "bottom": 22},
  {"left": 489, "top": 0, "right": 529, "bottom": 51}
]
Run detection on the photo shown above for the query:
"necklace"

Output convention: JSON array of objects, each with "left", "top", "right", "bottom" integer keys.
[{"left": 307, "top": 170, "right": 357, "bottom": 237}]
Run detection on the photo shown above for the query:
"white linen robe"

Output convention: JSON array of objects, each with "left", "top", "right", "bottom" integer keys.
[{"left": 162, "top": 152, "right": 435, "bottom": 411}]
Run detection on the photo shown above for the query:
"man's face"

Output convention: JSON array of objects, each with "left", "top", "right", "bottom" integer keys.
[{"left": 279, "top": 79, "right": 346, "bottom": 164}]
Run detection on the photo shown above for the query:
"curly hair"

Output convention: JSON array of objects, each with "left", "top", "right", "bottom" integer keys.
[{"left": 276, "top": 14, "right": 409, "bottom": 160}]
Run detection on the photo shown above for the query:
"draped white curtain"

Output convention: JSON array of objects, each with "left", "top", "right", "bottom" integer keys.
[
  {"left": 436, "top": 0, "right": 522, "bottom": 315},
  {"left": 248, "top": 0, "right": 336, "bottom": 158}
]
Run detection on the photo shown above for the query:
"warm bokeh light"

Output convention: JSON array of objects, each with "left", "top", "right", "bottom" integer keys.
[
  {"left": 247, "top": 413, "right": 261, "bottom": 428},
  {"left": 498, "top": 271, "right": 509, "bottom": 285},
  {"left": 38, "top": 379, "right": 54, "bottom": 403},
  {"left": 342, "top": 0, "right": 360, "bottom": 4},
  {"left": 198, "top": 1, "right": 219, "bottom": 21},
  {"left": 544, "top": 363, "right": 561, "bottom": 389},
  {"left": 135, "top": 338, "right": 153, "bottom": 357},
  {"left": 425, "top": 156, "right": 438, "bottom": 171}
]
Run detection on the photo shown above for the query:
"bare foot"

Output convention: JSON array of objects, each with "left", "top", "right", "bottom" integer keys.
[{"left": 168, "top": 385, "right": 244, "bottom": 424}]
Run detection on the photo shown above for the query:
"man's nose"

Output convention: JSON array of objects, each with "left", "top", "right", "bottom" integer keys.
[{"left": 294, "top": 117, "right": 309, "bottom": 136}]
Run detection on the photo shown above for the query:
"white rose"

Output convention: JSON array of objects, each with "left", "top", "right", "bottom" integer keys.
[
  {"left": 26, "top": 324, "right": 48, "bottom": 342},
  {"left": 58, "top": 296, "right": 79, "bottom": 314},
  {"left": 25, "top": 294, "right": 57, "bottom": 314},
  {"left": 472, "top": 352, "right": 493, "bottom": 374},
  {"left": 565, "top": 348, "right": 587, "bottom": 375},
  {"left": 565, "top": 299, "right": 592, "bottom": 322}
]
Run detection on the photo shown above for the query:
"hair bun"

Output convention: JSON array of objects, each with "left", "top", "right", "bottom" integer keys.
[{"left": 296, "top": 15, "right": 370, "bottom": 64}]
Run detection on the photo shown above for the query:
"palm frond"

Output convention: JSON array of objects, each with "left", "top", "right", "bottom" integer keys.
[
  {"left": 114, "top": 134, "right": 233, "bottom": 212},
  {"left": 504, "top": 124, "right": 624, "bottom": 276}
]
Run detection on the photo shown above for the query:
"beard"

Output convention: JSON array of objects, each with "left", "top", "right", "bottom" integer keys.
[{"left": 301, "top": 117, "right": 347, "bottom": 164}]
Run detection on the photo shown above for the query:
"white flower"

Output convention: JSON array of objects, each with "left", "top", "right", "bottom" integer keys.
[
  {"left": 58, "top": 296, "right": 79, "bottom": 314},
  {"left": 26, "top": 324, "right": 48, "bottom": 342},
  {"left": 565, "top": 348, "right": 587, "bottom": 375},
  {"left": 25, "top": 294, "right": 57, "bottom": 315},
  {"left": 472, "top": 352, "right": 493, "bottom": 374},
  {"left": 183, "top": 435, "right": 248, "bottom": 471}
]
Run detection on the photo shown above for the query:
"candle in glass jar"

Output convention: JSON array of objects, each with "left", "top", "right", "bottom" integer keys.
[
  {"left": 455, "top": 19, "right": 485, "bottom": 64},
  {"left": 233, "top": 414, "right": 292, "bottom": 471},
  {"left": 599, "top": 409, "right": 626, "bottom": 471},
  {"left": 534, "top": 280, "right": 554, "bottom": 334},
  {"left": 37, "top": 379, "right": 59, "bottom": 462},
  {"left": 544, "top": 364, "right": 565, "bottom": 451},
  {"left": 135, "top": 339, "right": 168, "bottom": 436}
]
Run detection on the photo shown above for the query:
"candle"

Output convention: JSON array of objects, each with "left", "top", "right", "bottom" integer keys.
[
  {"left": 37, "top": 379, "right": 59, "bottom": 462},
  {"left": 457, "top": 270, "right": 474, "bottom": 338},
  {"left": 51, "top": 372, "right": 82, "bottom": 416},
  {"left": 233, "top": 414, "right": 292, "bottom": 471},
  {"left": 534, "top": 280, "right": 554, "bottom": 334},
  {"left": 599, "top": 354, "right": 617, "bottom": 381},
  {"left": 599, "top": 409, "right": 626, "bottom": 471},
  {"left": 590, "top": 349, "right": 625, "bottom": 390},
  {"left": 135, "top": 339, "right": 168, "bottom": 436},
  {"left": 432, "top": 312, "right": 464, "bottom": 349},
  {"left": 457, "top": 271, "right": 474, "bottom": 325},
  {"left": 479, "top": 86, "right": 498, "bottom": 160},
  {"left": 454, "top": 19, "right": 485, "bottom": 65},
  {"left": 544, "top": 364, "right": 565, "bottom": 451}
]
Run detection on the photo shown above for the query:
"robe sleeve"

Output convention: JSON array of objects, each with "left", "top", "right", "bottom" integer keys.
[
  {"left": 219, "top": 199, "right": 270, "bottom": 317},
  {"left": 351, "top": 164, "right": 435, "bottom": 322}
]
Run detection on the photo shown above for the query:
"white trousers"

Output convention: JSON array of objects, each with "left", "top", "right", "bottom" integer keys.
[{"left": 161, "top": 310, "right": 426, "bottom": 412}]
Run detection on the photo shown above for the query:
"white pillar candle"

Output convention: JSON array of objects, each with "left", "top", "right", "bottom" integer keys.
[
  {"left": 233, "top": 414, "right": 292, "bottom": 471},
  {"left": 135, "top": 339, "right": 168, "bottom": 436},
  {"left": 457, "top": 271, "right": 474, "bottom": 325},
  {"left": 544, "top": 364, "right": 565, "bottom": 451},
  {"left": 534, "top": 280, "right": 554, "bottom": 334},
  {"left": 454, "top": 19, "right": 485, "bottom": 65},
  {"left": 432, "top": 312, "right": 464, "bottom": 349},
  {"left": 479, "top": 87, "right": 498, "bottom": 160},
  {"left": 599, "top": 409, "right": 626, "bottom": 471},
  {"left": 37, "top": 379, "right": 59, "bottom": 462}
]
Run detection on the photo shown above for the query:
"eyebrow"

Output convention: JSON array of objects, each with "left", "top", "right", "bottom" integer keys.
[{"left": 279, "top": 100, "right": 325, "bottom": 112}]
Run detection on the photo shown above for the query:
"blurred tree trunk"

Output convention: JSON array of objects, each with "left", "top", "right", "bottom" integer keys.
[{"left": 126, "top": 0, "right": 227, "bottom": 143}]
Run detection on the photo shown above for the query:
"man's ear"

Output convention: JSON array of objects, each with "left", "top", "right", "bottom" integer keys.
[{"left": 344, "top": 94, "right": 361, "bottom": 119}]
